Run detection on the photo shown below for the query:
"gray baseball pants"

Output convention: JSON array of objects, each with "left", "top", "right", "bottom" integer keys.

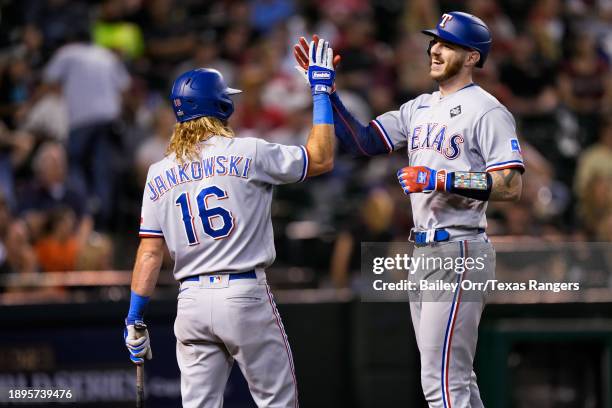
[
  {"left": 409, "top": 238, "right": 495, "bottom": 408},
  {"left": 173, "top": 271, "right": 298, "bottom": 408}
]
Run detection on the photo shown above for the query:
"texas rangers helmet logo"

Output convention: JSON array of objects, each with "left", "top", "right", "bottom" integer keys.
[
  {"left": 174, "top": 98, "right": 182, "bottom": 107},
  {"left": 439, "top": 13, "right": 453, "bottom": 28}
]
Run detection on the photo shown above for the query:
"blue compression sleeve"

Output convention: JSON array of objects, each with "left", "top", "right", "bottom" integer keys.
[
  {"left": 126, "top": 291, "right": 150, "bottom": 324},
  {"left": 329, "top": 92, "right": 391, "bottom": 156},
  {"left": 313, "top": 93, "right": 333, "bottom": 124}
]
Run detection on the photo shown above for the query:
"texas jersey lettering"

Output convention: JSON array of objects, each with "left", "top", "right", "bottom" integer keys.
[{"left": 374, "top": 83, "right": 524, "bottom": 230}]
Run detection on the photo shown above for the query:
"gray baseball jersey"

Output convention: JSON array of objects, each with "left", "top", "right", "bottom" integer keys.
[
  {"left": 373, "top": 84, "right": 525, "bottom": 230},
  {"left": 139, "top": 135, "right": 308, "bottom": 281}
]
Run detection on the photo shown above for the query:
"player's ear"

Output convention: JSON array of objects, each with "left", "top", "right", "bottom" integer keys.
[{"left": 466, "top": 50, "right": 480, "bottom": 67}]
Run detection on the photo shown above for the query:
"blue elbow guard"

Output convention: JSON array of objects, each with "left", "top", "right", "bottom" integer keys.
[{"left": 329, "top": 92, "right": 391, "bottom": 156}]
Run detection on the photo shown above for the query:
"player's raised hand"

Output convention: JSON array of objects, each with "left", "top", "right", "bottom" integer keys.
[
  {"left": 308, "top": 39, "right": 336, "bottom": 95},
  {"left": 124, "top": 320, "right": 153, "bottom": 364},
  {"left": 397, "top": 166, "right": 447, "bottom": 194},
  {"left": 294, "top": 35, "right": 341, "bottom": 85}
]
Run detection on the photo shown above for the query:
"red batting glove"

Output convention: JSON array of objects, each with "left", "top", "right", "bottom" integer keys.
[{"left": 397, "top": 166, "right": 447, "bottom": 194}]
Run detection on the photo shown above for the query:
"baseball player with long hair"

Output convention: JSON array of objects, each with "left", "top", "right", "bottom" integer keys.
[
  {"left": 123, "top": 38, "right": 336, "bottom": 408},
  {"left": 295, "top": 12, "right": 524, "bottom": 407}
]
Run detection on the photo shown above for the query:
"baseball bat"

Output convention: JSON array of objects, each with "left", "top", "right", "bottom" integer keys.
[
  {"left": 136, "top": 363, "right": 145, "bottom": 408},
  {"left": 133, "top": 321, "right": 147, "bottom": 407}
]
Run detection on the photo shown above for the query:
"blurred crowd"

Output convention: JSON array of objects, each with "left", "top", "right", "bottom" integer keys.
[{"left": 0, "top": 0, "right": 611, "bottom": 288}]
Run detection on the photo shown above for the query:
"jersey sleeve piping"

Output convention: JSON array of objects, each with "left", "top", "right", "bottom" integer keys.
[
  {"left": 370, "top": 119, "right": 394, "bottom": 153},
  {"left": 486, "top": 160, "right": 525, "bottom": 173},
  {"left": 331, "top": 102, "right": 371, "bottom": 157},
  {"left": 139, "top": 228, "right": 164, "bottom": 237},
  {"left": 299, "top": 145, "right": 309, "bottom": 182}
]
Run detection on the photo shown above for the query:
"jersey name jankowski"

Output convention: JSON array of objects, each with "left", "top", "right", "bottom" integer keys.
[
  {"left": 139, "top": 135, "right": 308, "bottom": 281},
  {"left": 145, "top": 155, "right": 253, "bottom": 201}
]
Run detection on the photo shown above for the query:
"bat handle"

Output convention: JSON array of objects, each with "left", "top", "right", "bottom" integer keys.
[{"left": 136, "top": 364, "right": 145, "bottom": 408}]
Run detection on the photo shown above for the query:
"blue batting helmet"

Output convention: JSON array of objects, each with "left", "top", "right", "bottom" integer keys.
[
  {"left": 422, "top": 12, "right": 492, "bottom": 68},
  {"left": 170, "top": 68, "right": 242, "bottom": 123}
]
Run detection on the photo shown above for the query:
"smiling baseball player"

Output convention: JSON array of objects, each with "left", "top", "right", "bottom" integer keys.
[
  {"left": 123, "top": 40, "right": 336, "bottom": 408},
  {"left": 295, "top": 12, "right": 524, "bottom": 408}
]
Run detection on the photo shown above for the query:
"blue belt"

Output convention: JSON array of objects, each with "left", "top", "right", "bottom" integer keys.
[
  {"left": 414, "top": 228, "right": 485, "bottom": 245},
  {"left": 182, "top": 270, "right": 256, "bottom": 282},
  {"left": 414, "top": 229, "right": 449, "bottom": 245}
]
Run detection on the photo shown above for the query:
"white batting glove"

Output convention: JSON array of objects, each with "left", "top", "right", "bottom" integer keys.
[
  {"left": 307, "top": 39, "right": 335, "bottom": 95},
  {"left": 294, "top": 35, "right": 341, "bottom": 88},
  {"left": 124, "top": 320, "right": 152, "bottom": 364}
]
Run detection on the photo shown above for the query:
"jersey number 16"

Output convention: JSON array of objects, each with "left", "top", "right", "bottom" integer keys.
[{"left": 175, "top": 185, "right": 235, "bottom": 245}]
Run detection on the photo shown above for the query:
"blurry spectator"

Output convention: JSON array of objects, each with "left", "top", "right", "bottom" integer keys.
[
  {"left": 317, "top": 0, "right": 370, "bottom": 26},
  {"left": 18, "top": 22, "right": 45, "bottom": 69},
  {"left": 173, "top": 32, "right": 236, "bottom": 87},
  {"left": 138, "top": 0, "right": 196, "bottom": 90},
  {"left": 231, "top": 66, "right": 285, "bottom": 134},
  {"left": 498, "top": 203, "right": 539, "bottom": 236},
  {"left": 135, "top": 104, "right": 174, "bottom": 183},
  {"left": 34, "top": 207, "right": 80, "bottom": 272},
  {"left": 595, "top": 212, "right": 612, "bottom": 242},
  {"left": 473, "top": 59, "right": 512, "bottom": 106},
  {"left": 574, "top": 117, "right": 612, "bottom": 237},
  {"left": 21, "top": 93, "right": 69, "bottom": 142},
  {"left": 40, "top": 26, "right": 130, "bottom": 229},
  {"left": 498, "top": 33, "right": 565, "bottom": 177},
  {"left": 288, "top": 2, "right": 339, "bottom": 58},
  {"left": 0, "top": 122, "right": 34, "bottom": 210},
  {"left": 527, "top": 0, "right": 565, "bottom": 62},
  {"left": 499, "top": 34, "right": 558, "bottom": 117},
  {"left": 76, "top": 232, "right": 114, "bottom": 271},
  {"left": 520, "top": 142, "right": 570, "bottom": 222},
  {"left": 33, "top": 204, "right": 114, "bottom": 272},
  {"left": 0, "top": 55, "right": 33, "bottom": 129},
  {"left": 334, "top": 15, "right": 380, "bottom": 96},
  {"left": 93, "top": 0, "right": 145, "bottom": 60},
  {"left": 395, "top": 33, "right": 435, "bottom": 101},
  {"left": 221, "top": 23, "right": 254, "bottom": 64},
  {"left": 0, "top": 193, "right": 37, "bottom": 275},
  {"left": 24, "top": 0, "right": 90, "bottom": 59},
  {"left": 468, "top": 0, "right": 516, "bottom": 57},
  {"left": 559, "top": 32, "right": 611, "bottom": 144},
  {"left": 249, "top": 0, "right": 295, "bottom": 34},
  {"left": 262, "top": 79, "right": 311, "bottom": 145},
  {"left": 402, "top": 0, "right": 438, "bottom": 33},
  {"left": 330, "top": 188, "right": 396, "bottom": 288},
  {"left": 18, "top": 142, "right": 92, "bottom": 242}
]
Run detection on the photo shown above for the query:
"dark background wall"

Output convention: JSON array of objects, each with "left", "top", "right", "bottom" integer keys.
[{"left": 1, "top": 300, "right": 611, "bottom": 408}]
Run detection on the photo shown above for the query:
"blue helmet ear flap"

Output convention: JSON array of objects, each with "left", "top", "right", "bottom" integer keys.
[{"left": 217, "top": 99, "right": 234, "bottom": 119}]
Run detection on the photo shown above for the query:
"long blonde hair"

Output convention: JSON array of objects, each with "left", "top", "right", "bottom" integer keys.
[{"left": 166, "top": 116, "right": 234, "bottom": 163}]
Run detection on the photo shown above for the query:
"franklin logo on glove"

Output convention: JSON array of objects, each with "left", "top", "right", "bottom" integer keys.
[{"left": 312, "top": 71, "right": 331, "bottom": 79}]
